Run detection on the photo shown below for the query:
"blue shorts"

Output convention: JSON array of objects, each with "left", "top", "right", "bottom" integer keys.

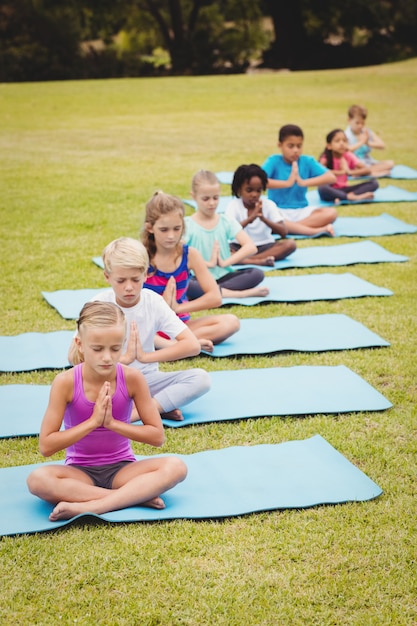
[{"left": 70, "top": 461, "right": 133, "bottom": 489}]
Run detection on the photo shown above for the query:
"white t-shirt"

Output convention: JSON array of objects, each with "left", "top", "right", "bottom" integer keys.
[
  {"left": 225, "top": 197, "right": 285, "bottom": 245},
  {"left": 93, "top": 288, "right": 186, "bottom": 376}
]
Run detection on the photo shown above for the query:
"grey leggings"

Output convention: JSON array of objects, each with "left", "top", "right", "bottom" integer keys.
[
  {"left": 145, "top": 369, "right": 211, "bottom": 412},
  {"left": 318, "top": 179, "right": 379, "bottom": 202}
]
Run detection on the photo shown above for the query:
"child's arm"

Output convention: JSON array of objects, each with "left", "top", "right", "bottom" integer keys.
[
  {"left": 174, "top": 247, "right": 221, "bottom": 314},
  {"left": 367, "top": 129, "right": 386, "bottom": 150},
  {"left": 349, "top": 159, "right": 372, "bottom": 177},
  {"left": 119, "top": 321, "right": 139, "bottom": 365},
  {"left": 103, "top": 368, "right": 165, "bottom": 447},
  {"left": 258, "top": 209, "right": 288, "bottom": 238},
  {"left": 136, "top": 325, "right": 201, "bottom": 363},
  {"left": 218, "top": 230, "right": 257, "bottom": 267},
  {"left": 39, "top": 372, "right": 110, "bottom": 457},
  {"left": 296, "top": 160, "right": 336, "bottom": 188},
  {"left": 266, "top": 162, "right": 298, "bottom": 189},
  {"left": 347, "top": 128, "right": 370, "bottom": 152}
]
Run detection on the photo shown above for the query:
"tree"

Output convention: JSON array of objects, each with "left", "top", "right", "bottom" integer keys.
[{"left": 261, "top": 0, "right": 417, "bottom": 70}]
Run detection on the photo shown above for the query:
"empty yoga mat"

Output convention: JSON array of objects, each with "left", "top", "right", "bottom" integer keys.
[
  {"left": 235, "top": 240, "right": 407, "bottom": 271},
  {"left": 0, "top": 330, "right": 73, "bottom": 373},
  {"left": 0, "top": 365, "right": 392, "bottom": 437},
  {"left": 0, "top": 434, "right": 382, "bottom": 536},
  {"left": 221, "top": 273, "right": 392, "bottom": 306},
  {"left": 43, "top": 288, "right": 107, "bottom": 320},
  {"left": 201, "top": 313, "right": 389, "bottom": 357}
]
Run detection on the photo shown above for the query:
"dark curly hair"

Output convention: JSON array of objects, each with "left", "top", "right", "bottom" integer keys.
[{"left": 231, "top": 164, "right": 268, "bottom": 197}]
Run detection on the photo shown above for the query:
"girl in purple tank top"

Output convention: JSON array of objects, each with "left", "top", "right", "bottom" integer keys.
[
  {"left": 27, "top": 301, "right": 187, "bottom": 522},
  {"left": 142, "top": 191, "right": 240, "bottom": 353}
]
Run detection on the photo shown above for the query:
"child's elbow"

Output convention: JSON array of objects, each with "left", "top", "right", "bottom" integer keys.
[{"left": 39, "top": 442, "right": 53, "bottom": 458}]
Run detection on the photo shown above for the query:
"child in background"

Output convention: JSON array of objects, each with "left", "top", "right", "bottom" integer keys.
[
  {"left": 27, "top": 301, "right": 187, "bottom": 521},
  {"left": 345, "top": 104, "right": 394, "bottom": 177},
  {"left": 184, "top": 170, "right": 269, "bottom": 299},
  {"left": 225, "top": 164, "right": 296, "bottom": 266},
  {"left": 142, "top": 190, "right": 240, "bottom": 352},
  {"left": 318, "top": 128, "right": 379, "bottom": 203},
  {"left": 69, "top": 237, "right": 211, "bottom": 422},
  {"left": 226, "top": 164, "right": 335, "bottom": 248},
  {"left": 262, "top": 124, "right": 338, "bottom": 229}
]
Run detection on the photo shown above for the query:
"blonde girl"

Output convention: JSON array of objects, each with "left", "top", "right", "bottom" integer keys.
[
  {"left": 142, "top": 190, "right": 240, "bottom": 352},
  {"left": 184, "top": 170, "right": 269, "bottom": 298},
  {"left": 27, "top": 301, "right": 187, "bottom": 521}
]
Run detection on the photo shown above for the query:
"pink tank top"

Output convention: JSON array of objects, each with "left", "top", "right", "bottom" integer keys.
[{"left": 65, "top": 363, "right": 135, "bottom": 466}]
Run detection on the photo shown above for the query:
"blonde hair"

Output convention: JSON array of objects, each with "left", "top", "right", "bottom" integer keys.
[
  {"left": 102, "top": 237, "right": 149, "bottom": 275},
  {"left": 348, "top": 104, "right": 368, "bottom": 120},
  {"left": 191, "top": 170, "right": 220, "bottom": 194},
  {"left": 69, "top": 301, "right": 126, "bottom": 365},
  {"left": 141, "top": 191, "right": 185, "bottom": 265}
]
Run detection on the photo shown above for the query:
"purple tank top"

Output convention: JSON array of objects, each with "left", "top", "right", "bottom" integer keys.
[{"left": 65, "top": 363, "right": 135, "bottom": 466}]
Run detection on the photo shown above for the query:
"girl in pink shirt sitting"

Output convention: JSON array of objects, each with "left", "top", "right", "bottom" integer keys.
[
  {"left": 318, "top": 128, "right": 379, "bottom": 204},
  {"left": 26, "top": 301, "right": 187, "bottom": 521}
]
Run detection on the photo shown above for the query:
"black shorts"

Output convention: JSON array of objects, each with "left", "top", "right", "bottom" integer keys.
[{"left": 70, "top": 461, "right": 133, "bottom": 489}]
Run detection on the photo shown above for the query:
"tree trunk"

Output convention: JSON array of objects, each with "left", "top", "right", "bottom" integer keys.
[{"left": 262, "top": 0, "right": 309, "bottom": 69}]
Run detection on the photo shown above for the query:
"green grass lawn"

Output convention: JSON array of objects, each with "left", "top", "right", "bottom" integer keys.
[{"left": 0, "top": 58, "right": 416, "bottom": 625}]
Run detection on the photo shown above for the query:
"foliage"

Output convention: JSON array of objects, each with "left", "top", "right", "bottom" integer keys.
[{"left": 262, "top": 0, "right": 417, "bottom": 69}]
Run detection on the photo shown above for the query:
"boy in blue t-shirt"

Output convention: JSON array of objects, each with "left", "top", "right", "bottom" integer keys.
[{"left": 262, "top": 124, "right": 337, "bottom": 229}]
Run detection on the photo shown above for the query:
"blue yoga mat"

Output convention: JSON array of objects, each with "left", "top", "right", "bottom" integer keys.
[
  {"left": 216, "top": 166, "right": 417, "bottom": 183},
  {"left": 201, "top": 313, "right": 389, "bottom": 357},
  {"left": 382, "top": 164, "right": 417, "bottom": 180},
  {"left": 294, "top": 213, "right": 417, "bottom": 239},
  {"left": 43, "top": 273, "right": 391, "bottom": 320},
  {"left": 0, "top": 365, "right": 392, "bottom": 437},
  {"left": 221, "top": 273, "right": 392, "bottom": 306},
  {"left": 42, "top": 288, "right": 108, "bottom": 320},
  {"left": 0, "top": 434, "right": 382, "bottom": 536},
  {"left": 184, "top": 185, "right": 417, "bottom": 214},
  {"left": 0, "top": 330, "right": 73, "bottom": 373},
  {"left": 235, "top": 240, "right": 407, "bottom": 271},
  {"left": 306, "top": 185, "right": 417, "bottom": 207}
]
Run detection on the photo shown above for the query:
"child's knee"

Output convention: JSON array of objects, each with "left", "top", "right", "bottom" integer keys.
[
  {"left": 165, "top": 456, "right": 188, "bottom": 483},
  {"left": 194, "top": 368, "right": 211, "bottom": 394}
]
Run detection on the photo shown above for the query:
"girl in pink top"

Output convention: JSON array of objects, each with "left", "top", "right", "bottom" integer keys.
[
  {"left": 318, "top": 128, "right": 378, "bottom": 204},
  {"left": 27, "top": 301, "right": 187, "bottom": 522}
]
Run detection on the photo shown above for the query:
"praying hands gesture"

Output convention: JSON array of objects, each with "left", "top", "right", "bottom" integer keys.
[
  {"left": 91, "top": 381, "right": 113, "bottom": 428},
  {"left": 162, "top": 276, "right": 179, "bottom": 312},
  {"left": 207, "top": 240, "right": 227, "bottom": 268},
  {"left": 121, "top": 321, "right": 149, "bottom": 365}
]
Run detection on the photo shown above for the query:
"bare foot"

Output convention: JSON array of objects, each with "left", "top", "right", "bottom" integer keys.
[
  {"left": 223, "top": 286, "right": 269, "bottom": 298},
  {"left": 324, "top": 224, "right": 335, "bottom": 236},
  {"left": 50, "top": 501, "right": 92, "bottom": 521},
  {"left": 347, "top": 191, "right": 374, "bottom": 201},
  {"left": 199, "top": 337, "right": 214, "bottom": 352},
  {"left": 161, "top": 408, "right": 184, "bottom": 421},
  {"left": 141, "top": 496, "right": 166, "bottom": 510},
  {"left": 261, "top": 256, "right": 275, "bottom": 267},
  {"left": 49, "top": 496, "right": 166, "bottom": 521}
]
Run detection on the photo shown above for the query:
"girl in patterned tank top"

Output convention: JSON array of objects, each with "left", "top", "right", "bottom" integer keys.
[{"left": 142, "top": 191, "right": 240, "bottom": 353}]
